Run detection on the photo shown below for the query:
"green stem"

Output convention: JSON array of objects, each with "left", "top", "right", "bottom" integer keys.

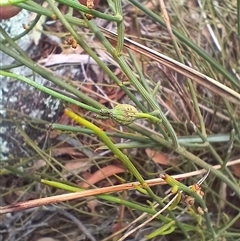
[
  {"left": 65, "top": 109, "right": 191, "bottom": 240},
  {"left": 0, "top": 26, "right": 103, "bottom": 109},
  {"left": 163, "top": 174, "right": 217, "bottom": 239},
  {"left": 86, "top": 20, "right": 179, "bottom": 148},
  {"left": 64, "top": 109, "right": 166, "bottom": 205},
  {"left": 18, "top": 0, "right": 89, "bottom": 30},
  {"left": 0, "top": 14, "right": 41, "bottom": 44},
  {"left": 217, "top": 212, "right": 240, "bottom": 235},
  {"left": 127, "top": 49, "right": 152, "bottom": 94},
  {"left": 82, "top": 17, "right": 147, "bottom": 112},
  {"left": 162, "top": 10, "right": 206, "bottom": 138},
  {"left": 0, "top": 71, "right": 99, "bottom": 113},
  {"left": 53, "top": 124, "right": 233, "bottom": 147},
  {"left": 0, "top": 62, "right": 23, "bottom": 70},
  {"left": 114, "top": 0, "right": 124, "bottom": 55},
  {"left": 128, "top": 0, "right": 239, "bottom": 90},
  {"left": 136, "top": 112, "right": 162, "bottom": 124},
  {"left": 2, "top": 165, "right": 169, "bottom": 222},
  {"left": 54, "top": 0, "right": 122, "bottom": 22},
  {"left": 194, "top": 125, "right": 239, "bottom": 186},
  {"left": 45, "top": 0, "right": 141, "bottom": 112},
  {"left": 0, "top": 0, "right": 27, "bottom": 5},
  {"left": 41, "top": 179, "right": 171, "bottom": 223},
  {"left": 131, "top": 125, "right": 240, "bottom": 198}
]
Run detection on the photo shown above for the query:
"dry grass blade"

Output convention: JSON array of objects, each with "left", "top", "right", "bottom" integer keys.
[{"left": 100, "top": 27, "right": 240, "bottom": 104}]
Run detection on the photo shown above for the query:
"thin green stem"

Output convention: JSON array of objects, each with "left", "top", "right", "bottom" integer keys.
[
  {"left": 159, "top": 1, "right": 206, "bottom": 138},
  {"left": 0, "top": 27, "right": 104, "bottom": 109},
  {"left": 45, "top": 0, "right": 141, "bottom": 112},
  {"left": 114, "top": 0, "right": 124, "bottom": 55},
  {"left": 17, "top": 0, "right": 84, "bottom": 26},
  {"left": 131, "top": 125, "right": 240, "bottom": 198},
  {"left": 224, "top": 100, "right": 240, "bottom": 139},
  {"left": 105, "top": 0, "right": 116, "bottom": 14},
  {"left": 2, "top": 165, "right": 169, "bottom": 222},
  {"left": 82, "top": 16, "right": 147, "bottom": 112},
  {"left": 0, "top": 14, "right": 41, "bottom": 44},
  {"left": 54, "top": 0, "right": 122, "bottom": 22},
  {"left": 41, "top": 179, "right": 172, "bottom": 223},
  {"left": 128, "top": 0, "right": 240, "bottom": 90},
  {"left": 117, "top": 55, "right": 178, "bottom": 146},
  {"left": 222, "top": 129, "right": 235, "bottom": 169},
  {"left": 0, "top": 0, "right": 27, "bottom": 5},
  {"left": 0, "top": 62, "right": 23, "bottom": 70},
  {"left": 64, "top": 109, "right": 165, "bottom": 205},
  {"left": 0, "top": 71, "right": 99, "bottom": 113},
  {"left": 136, "top": 113, "right": 162, "bottom": 124},
  {"left": 127, "top": 49, "right": 152, "bottom": 95},
  {"left": 163, "top": 175, "right": 216, "bottom": 239},
  {"left": 194, "top": 125, "right": 239, "bottom": 186},
  {"left": 0, "top": 26, "right": 29, "bottom": 60},
  {"left": 65, "top": 109, "right": 191, "bottom": 240},
  {"left": 52, "top": 124, "right": 233, "bottom": 146},
  {"left": 86, "top": 20, "right": 179, "bottom": 148},
  {"left": 218, "top": 212, "right": 240, "bottom": 236}
]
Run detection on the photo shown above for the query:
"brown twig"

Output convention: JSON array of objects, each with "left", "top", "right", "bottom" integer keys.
[{"left": 1, "top": 159, "right": 239, "bottom": 214}]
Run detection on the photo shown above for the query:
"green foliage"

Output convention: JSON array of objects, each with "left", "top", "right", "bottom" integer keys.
[{"left": 0, "top": 0, "right": 239, "bottom": 240}]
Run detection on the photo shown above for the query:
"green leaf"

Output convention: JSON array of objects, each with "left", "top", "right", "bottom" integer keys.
[{"left": 145, "top": 220, "right": 175, "bottom": 239}]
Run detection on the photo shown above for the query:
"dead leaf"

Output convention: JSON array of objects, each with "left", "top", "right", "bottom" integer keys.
[
  {"left": 145, "top": 149, "right": 170, "bottom": 166},
  {"left": 100, "top": 176, "right": 119, "bottom": 187},
  {"left": 63, "top": 159, "right": 92, "bottom": 176},
  {"left": 64, "top": 159, "right": 87, "bottom": 170},
  {"left": 29, "top": 159, "right": 46, "bottom": 172},
  {"left": 49, "top": 130, "right": 60, "bottom": 139},
  {"left": 78, "top": 165, "right": 125, "bottom": 188},
  {"left": 55, "top": 111, "right": 70, "bottom": 126},
  {"left": 87, "top": 199, "right": 98, "bottom": 214}
]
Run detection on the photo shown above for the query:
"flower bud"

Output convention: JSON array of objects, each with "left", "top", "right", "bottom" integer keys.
[{"left": 111, "top": 104, "right": 138, "bottom": 125}]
